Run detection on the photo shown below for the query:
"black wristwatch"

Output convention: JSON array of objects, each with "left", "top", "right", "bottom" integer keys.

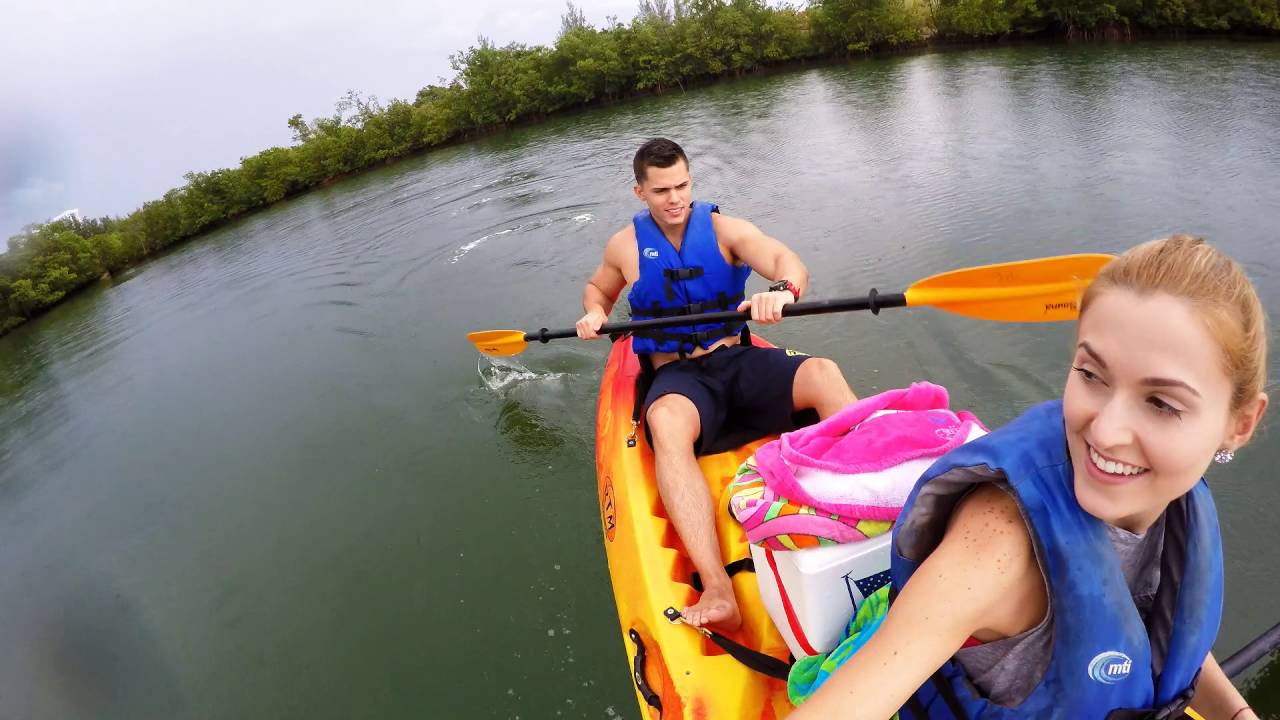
[{"left": 768, "top": 279, "right": 800, "bottom": 301}]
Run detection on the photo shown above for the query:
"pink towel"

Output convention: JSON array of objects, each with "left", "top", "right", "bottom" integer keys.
[{"left": 754, "top": 382, "right": 985, "bottom": 521}]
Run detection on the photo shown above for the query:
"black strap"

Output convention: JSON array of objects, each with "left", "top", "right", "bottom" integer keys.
[
  {"left": 630, "top": 322, "right": 744, "bottom": 350},
  {"left": 896, "top": 670, "right": 969, "bottom": 719},
  {"left": 663, "top": 606, "right": 792, "bottom": 681},
  {"left": 631, "top": 293, "right": 744, "bottom": 319},
  {"left": 672, "top": 558, "right": 791, "bottom": 681},
  {"left": 929, "top": 668, "right": 971, "bottom": 719},
  {"left": 631, "top": 351, "right": 657, "bottom": 443},
  {"left": 903, "top": 693, "right": 929, "bottom": 719},
  {"left": 691, "top": 324, "right": 743, "bottom": 346},
  {"left": 689, "top": 558, "right": 755, "bottom": 593},
  {"left": 628, "top": 628, "right": 663, "bottom": 713},
  {"left": 663, "top": 267, "right": 705, "bottom": 281},
  {"left": 663, "top": 266, "right": 703, "bottom": 301},
  {"left": 704, "top": 628, "right": 792, "bottom": 680},
  {"left": 1103, "top": 676, "right": 1197, "bottom": 719}
]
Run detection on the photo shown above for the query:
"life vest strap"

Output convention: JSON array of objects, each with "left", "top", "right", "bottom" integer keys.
[
  {"left": 630, "top": 322, "right": 745, "bottom": 352},
  {"left": 1102, "top": 677, "right": 1197, "bottom": 720},
  {"left": 931, "top": 669, "right": 972, "bottom": 719},
  {"left": 633, "top": 292, "right": 744, "bottom": 319},
  {"left": 903, "top": 693, "right": 930, "bottom": 719},
  {"left": 663, "top": 266, "right": 705, "bottom": 281},
  {"left": 663, "top": 266, "right": 705, "bottom": 301}
]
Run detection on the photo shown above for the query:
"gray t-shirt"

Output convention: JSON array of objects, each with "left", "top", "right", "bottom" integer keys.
[{"left": 952, "top": 484, "right": 1166, "bottom": 707}]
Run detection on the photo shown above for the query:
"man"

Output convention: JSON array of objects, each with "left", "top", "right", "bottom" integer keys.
[{"left": 576, "top": 138, "right": 857, "bottom": 629}]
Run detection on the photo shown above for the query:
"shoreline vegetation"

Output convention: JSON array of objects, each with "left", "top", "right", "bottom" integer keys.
[{"left": 3, "top": 0, "right": 1278, "bottom": 337}]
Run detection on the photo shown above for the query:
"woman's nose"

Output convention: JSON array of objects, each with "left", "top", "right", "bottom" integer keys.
[{"left": 1090, "top": 396, "right": 1136, "bottom": 451}]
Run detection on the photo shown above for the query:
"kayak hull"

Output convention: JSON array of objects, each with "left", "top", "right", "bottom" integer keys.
[{"left": 596, "top": 336, "right": 793, "bottom": 720}]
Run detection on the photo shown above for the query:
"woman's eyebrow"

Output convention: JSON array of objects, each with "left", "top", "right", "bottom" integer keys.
[
  {"left": 1077, "top": 341, "right": 1107, "bottom": 370},
  {"left": 1141, "top": 377, "right": 1201, "bottom": 398},
  {"left": 1080, "top": 341, "right": 1202, "bottom": 398}
]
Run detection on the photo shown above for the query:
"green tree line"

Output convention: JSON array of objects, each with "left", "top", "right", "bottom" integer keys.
[{"left": 3, "top": 0, "right": 1276, "bottom": 335}]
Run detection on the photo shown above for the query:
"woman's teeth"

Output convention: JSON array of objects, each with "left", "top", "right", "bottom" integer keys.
[{"left": 1089, "top": 445, "right": 1147, "bottom": 476}]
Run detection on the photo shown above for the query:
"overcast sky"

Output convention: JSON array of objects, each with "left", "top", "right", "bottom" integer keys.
[{"left": 0, "top": 0, "right": 638, "bottom": 240}]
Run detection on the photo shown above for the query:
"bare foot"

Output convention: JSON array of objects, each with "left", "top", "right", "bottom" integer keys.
[{"left": 682, "top": 582, "right": 742, "bottom": 631}]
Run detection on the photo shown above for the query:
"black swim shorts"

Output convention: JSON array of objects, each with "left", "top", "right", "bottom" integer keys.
[{"left": 642, "top": 343, "right": 819, "bottom": 456}]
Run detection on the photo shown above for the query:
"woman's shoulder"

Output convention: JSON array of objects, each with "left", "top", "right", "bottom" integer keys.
[
  {"left": 936, "top": 482, "right": 1048, "bottom": 639},
  {"left": 946, "top": 482, "right": 1030, "bottom": 546}
]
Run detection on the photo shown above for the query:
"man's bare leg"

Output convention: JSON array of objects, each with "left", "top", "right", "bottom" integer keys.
[
  {"left": 792, "top": 357, "right": 856, "bottom": 419},
  {"left": 646, "top": 394, "right": 742, "bottom": 630}
]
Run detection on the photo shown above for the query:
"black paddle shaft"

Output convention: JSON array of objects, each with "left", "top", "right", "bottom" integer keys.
[
  {"left": 1223, "top": 621, "right": 1280, "bottom": 679},
  {"left": 523, "top": 291, "right": 909, "bottom": 344}
]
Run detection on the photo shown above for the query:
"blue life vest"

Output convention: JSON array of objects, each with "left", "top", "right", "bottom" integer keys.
[
  {"left": 891, "top": 400, "right": 1222, "bottom": 720},
  {"left": 626, "top": 202, "right": 752, "bottom": 355}
]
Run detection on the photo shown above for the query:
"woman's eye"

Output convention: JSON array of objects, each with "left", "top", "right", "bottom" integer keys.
[
  {"left": 1072, "top": 366, "right": 1099, "bottom": 383},
  {"left": 1148, "top": 396, "right": 1184, "bottom": 418}
]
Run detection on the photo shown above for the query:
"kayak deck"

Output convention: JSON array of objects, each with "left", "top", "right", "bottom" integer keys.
[{"left": 596, "top": 337, "right": 793, "bottom": 719}]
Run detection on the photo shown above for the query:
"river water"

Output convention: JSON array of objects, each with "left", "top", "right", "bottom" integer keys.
[{"left": 2, "top": 41, "right": 1278, "bottom": 718}]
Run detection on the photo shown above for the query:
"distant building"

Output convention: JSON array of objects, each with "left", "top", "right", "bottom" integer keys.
[{"left": 51, "top": 208, "right": 82, "bottom": 223}]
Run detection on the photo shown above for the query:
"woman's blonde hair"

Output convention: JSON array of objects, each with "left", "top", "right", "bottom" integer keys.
[{"left": 1080, "top": 234, "right": 1268, "bottom": 413}]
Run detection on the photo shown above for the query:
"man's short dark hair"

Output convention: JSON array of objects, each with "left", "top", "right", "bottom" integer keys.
[{"left": 633, "top": 138, "right": 689, "bottom": 184}]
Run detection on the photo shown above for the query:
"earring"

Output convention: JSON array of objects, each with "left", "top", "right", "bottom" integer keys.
[{"left": 1214, "top": 448, "right": 1235, "bottom": 464}]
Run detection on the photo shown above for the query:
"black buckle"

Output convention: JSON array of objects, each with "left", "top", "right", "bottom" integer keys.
[
  {"left": 1153, "top": 685, "right": 1195, "bottom": 720},
  {"left": 1103, "top": 685, "right": 1196, "bottom": 720},
  {"left": 663, "top": 267, "right": 704, "bottom": 281}
]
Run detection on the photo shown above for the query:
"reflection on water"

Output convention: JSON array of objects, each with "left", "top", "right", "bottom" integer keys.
[
  {"left": 0, "top": 563, "right": 184, "bottom": 720},
  {"left": 496, "top": 399, "right": 569, "bottom": 457}
]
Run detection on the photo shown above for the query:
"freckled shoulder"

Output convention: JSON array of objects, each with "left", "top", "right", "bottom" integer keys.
[
  {"left": 943, "top": 483, "right": 1036, "bottom": 566},
  {"left": 936, "top": 482, "right": 1046, "bottom": 638},
  {"left": 949, "top": 483, "right": 1027, "bottom": 533}
]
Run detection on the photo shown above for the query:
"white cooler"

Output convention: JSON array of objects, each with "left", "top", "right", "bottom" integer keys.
[{"left": 751, "top": 533, "right": 893, "bottom": 659}]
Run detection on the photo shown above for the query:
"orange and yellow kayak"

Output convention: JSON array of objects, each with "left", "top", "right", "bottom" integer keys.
[{"left": 595, "top": 336, "right": 794, "bottom": 720}]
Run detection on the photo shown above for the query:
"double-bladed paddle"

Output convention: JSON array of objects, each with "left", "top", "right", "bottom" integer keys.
[{"left": 467, "top": 253, "right": 1115, "bottom": 357}]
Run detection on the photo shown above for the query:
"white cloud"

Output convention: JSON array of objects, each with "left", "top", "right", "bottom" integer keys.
[{"left": 0, "top": 0, "right": 636, "bottom": 238}]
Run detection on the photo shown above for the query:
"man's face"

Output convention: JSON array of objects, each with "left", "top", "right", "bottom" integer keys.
[{"left": 633, "top": 160, "right": 693, "bottom": 230}]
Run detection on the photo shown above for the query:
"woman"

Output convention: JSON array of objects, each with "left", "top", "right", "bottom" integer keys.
[{"left": 793, "top": 235, "right": 1268, "bottom": 720}]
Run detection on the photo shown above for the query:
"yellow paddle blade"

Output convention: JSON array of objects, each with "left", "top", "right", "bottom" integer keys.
[
  {"left": 905, "top": 253, "right": 1115, "bottom": 322},
  {"left": 467, "top": 330, "right": 529, "bottom": 357}
]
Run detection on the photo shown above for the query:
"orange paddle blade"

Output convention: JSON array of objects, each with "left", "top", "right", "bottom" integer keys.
[
  {"left": 467, "top": 330, "right": 528, "bottom": 357},
  {"left": 905, "top": 253, "right": 1115, "bottom": 322}
]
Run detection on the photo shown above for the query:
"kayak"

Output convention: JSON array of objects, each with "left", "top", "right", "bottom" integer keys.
[{"left": 595, "top": 335, "right": 794, "bottom": 719}]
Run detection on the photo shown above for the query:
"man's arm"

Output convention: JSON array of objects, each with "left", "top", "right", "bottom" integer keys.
[
  {"left": 714, "top": 214, "right": 809, "bottom": 324},
  {"left": 576, "top": 230, "right": 629, "bottom": 340},
  {"left": 715, "top": 214, "right": 809, "bottom": 292}
]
